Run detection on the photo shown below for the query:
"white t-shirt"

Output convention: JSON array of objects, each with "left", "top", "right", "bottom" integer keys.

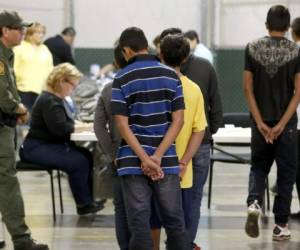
[{"left": 193, "top": 43, "right": 214, "bottom": 65}]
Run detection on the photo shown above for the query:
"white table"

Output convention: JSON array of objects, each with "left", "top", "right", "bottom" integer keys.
[
  {"left": 70, "top": 131, "right": 97, "bottom": 141},
  {"left": 212, "top": 126, "right": 251, "bottom": 144},
  {"left": 71, "top": 126, "right": 252, "bottom": 144}
]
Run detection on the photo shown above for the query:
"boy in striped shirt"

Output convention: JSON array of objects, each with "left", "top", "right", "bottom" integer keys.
[{"left": 111, "top": 27, "right": 189, "bottom": 250}]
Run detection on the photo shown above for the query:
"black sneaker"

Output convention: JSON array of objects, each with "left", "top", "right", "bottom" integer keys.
[
  {"left": 290, "top": 211, "right": 300, "bottom": 220},
  {"left": 14, "top": 238, "right": 49, "bottom": 250},
  {"left": 77, "top": 202, "right": 104, "bottom": 215},
  {"left": 245, "top": 200, "right": 261, "bottom": 238},
  {"left": 0, "top": 240, "right": 5, "bottom": 249}
]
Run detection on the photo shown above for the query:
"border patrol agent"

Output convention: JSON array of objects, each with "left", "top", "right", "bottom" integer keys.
[{"left": 0, "top": 10, "right": 49, "bottom": 250}]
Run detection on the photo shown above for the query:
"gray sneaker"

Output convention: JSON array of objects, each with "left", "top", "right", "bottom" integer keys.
[{"left": 245, "top": 200, "right": 261, "bottom": 238}]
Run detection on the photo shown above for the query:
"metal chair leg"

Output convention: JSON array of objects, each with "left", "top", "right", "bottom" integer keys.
[
  {"left": 262, "top": 195, "right": 266, "bottom": 215},
  {"left": 49, "top": 171, "right": 56, "bottom": 222},
  {"left": 57, "top": 170, "right": 64, "bottom": 214},
  {"left": 208, "top": 160, "right": 214, "bottom": 209}
]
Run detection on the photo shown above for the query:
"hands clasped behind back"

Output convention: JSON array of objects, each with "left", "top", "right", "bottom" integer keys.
[
  {"left": 141, "top": 155, "right": 164, "bottom": 181},
  {"left": 257, "top": 121, "right": 285, "bottom": 144}
]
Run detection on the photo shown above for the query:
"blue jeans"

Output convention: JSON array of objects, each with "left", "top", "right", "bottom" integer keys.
[
  {"left": 20, "top": 138, "right": 93, "bottom": 205},
  {"left": 121, "top": 174, "right": 189, "bottom": 250},
  {"left": 113, "top": 175, "right": 130, "bottom": 250},
  {"left": 188, "top": 143, "right": 211, "bottom": 243},
  {"left": 247, "top": 122, "right": 297, "bottom": 224},
  {"left": 182, "top": 188, "right": 192, "bottom": 230}
]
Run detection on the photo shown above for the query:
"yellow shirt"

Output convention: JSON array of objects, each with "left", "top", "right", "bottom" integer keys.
[
  {"left": 176, "top": 75, "right": 207, "bottom": 188},
  {"left": 13, "top": 41, "right": 53, "bottom": 94}
]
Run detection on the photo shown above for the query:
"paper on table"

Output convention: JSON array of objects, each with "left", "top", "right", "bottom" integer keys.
[{"left": 74, "top": 122, "right": 94, "bottom": 133}]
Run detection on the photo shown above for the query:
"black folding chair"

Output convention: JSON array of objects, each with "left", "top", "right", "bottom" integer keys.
[
  {"left": 16, "top": 161, "right": 64, "bottom": 222},
  {"left": 208, "top": 113, "right": 270, "bottom": 211}
]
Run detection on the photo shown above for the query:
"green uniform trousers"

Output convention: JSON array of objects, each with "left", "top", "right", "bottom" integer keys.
[{"left": 0, "top": 125, "right": 30, "bottom": 244}]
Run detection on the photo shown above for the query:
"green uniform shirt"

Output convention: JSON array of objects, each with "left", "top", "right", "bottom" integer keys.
[{"left": 0, "top": 39, "right": 20, "bottom": 114}]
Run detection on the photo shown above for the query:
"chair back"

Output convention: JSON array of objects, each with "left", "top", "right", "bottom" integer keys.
[{"left": 222, "top": 112, "right": 251, "bottom": 128}]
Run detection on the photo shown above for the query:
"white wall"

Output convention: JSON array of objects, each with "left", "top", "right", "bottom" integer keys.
[
  {"left": 74, "top": 0, "right": 202, "bottom": 48},
  {"left": 0, "top": 0, "right": 66, "bottom": 38},
  {"left": 2, "top": 0, "right": 300, "bottom": 49},
  {"left": 215, "top": 0, "right": 300, "bottom": 48}
]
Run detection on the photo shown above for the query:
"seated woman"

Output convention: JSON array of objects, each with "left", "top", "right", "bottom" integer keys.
[{"left": 19, "top": 63, "right": 103, "bottom": 215}]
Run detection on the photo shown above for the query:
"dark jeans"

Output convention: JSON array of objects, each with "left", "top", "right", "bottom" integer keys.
[
  {"left": 113, "top": 175, "right": 130, "bottom": 250},
  {"left": 18, "top": 91, "right": 38, "bottom": 112},
  {"left": 19, "top": 138, "right": 93, "bottom": 205},
  {"left": 247, "top": 122, "right": 297, "bottom": 224},
  {"left": 149, "top": 188, "right": 193, "bottom": 248},
  {"left": 296, "top": 130, "right": 300, "bottom": 207},
  {"left": 149, "top": 187, "right": 193, "bottom": 232},
  {"left": 188, "top": 143, "right": 211, "bottom": 243},
  {"left": 121, "top": 174, "right": 189, "bottom": 250}
]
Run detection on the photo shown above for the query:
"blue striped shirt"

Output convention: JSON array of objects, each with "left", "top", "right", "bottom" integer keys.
[{"left": 111, "top": 54, "right": 184, "bottom": 175}]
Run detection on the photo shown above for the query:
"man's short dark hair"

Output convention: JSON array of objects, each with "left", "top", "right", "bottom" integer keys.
[
  {"left": 62, "top": 27, "right": 76, "bottom": 36},
  {"left": 184, "top": 30, "right": 199, "bottom": 43},
  {"left": 114, "top": 44, "right": 127, "bottom": 69},
  {"left": 119, "top": 27, "right": 148, "bottom": 52},
  {"left": 266, "top": 5, "right": 290, "bottom": 32},
  {"left": 291, "top": 17, "right": 300, "bottom": 38},
  {"left": 160, "top": 34, "right": 190, "bottom": 67},
  {"left": 160, "top": 28, "right": 182, "bottom": 41}
]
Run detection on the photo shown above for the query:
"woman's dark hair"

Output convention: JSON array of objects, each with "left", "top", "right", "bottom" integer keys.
[
  {"left": 61, "top": 27, "right": 76, "bottom": 36},
  {"left": 184, "top": 30, "right": 199, "bottom": 43},
  {"left": 266, "top": 5, "right": 290, "bottom": 32},
  {"left": 114, "top": 44, "right": 127, "bottom": 69},
  {"left": 160, "top": 34, "right": 190, "bottom": 67},
  {"left": 153, "top": 35, "right": 160, "bottom": 47},
  {"left": 119, "top": 27, "right": 148, "bottom": 52},
  {"left": 291, "top": 17, "right": 300, "bottom": 38}
]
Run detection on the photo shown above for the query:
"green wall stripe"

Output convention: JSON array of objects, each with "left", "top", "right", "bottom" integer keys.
[
  {"left": 75, "top": 48, "right": 114, "bottom": 74},
  {"left": 74, "top": 48, "right": 248, "bottom": 113}
]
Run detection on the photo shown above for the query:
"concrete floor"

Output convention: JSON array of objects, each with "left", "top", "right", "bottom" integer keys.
[{"left": 1, "top": 161, "right": 300, "bottom": 250}]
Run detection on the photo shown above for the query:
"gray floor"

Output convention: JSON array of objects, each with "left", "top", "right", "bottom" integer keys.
[{"left": 1, "top": 162, "right": 300, "bottom": 250}]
